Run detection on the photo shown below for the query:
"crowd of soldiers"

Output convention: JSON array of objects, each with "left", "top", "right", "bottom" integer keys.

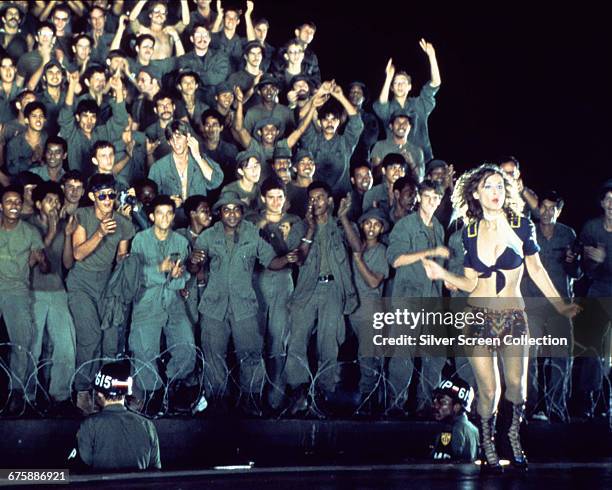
[{"left": 0, "top": 0, "right": 610, "bottom": 423}]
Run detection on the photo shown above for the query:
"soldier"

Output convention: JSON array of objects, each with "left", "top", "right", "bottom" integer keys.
[
  {"left": 346, "top": 162, "right": 373, "bottom": 222},
  {"left": 72, "top": 360, "right": 161, "bottom": 471},
  {"left": 363, "top": 153, "right": 407, "bottom": 214},
  {"left": 286, "top": 149, "right": 315, "bottom": 219},
  {"left": 148, "top": 120, "right": 224, "bottom": 212},
  {"left": 29, "top": 182, "right": 78, "bottom": 416},
  {"left": 247, "top": 177, "right": 305, "bottom": 410},
  {"left": 373, "top": 39, "right": 441, "bottom": 162},
  {"left": 386, "top": 179, "right": 448, "bottom": 416},
  {"left": 129, "top": 195, "right": 196, "bottom": 413},
  {"left": 221, "top": 149, "right": 263, "bottom": 211},
  {"left": 193, "top": 191, "right": 297, "bottom": 415},
  {"left": 0, "top": 184, "right": 48, "bottom": 415},
  {"left": 524, "top": 191, "right": 581, "bottom": 422},
  {"left": 300, "top": 82, "right": 364, "bottom": 198},
  {"left": 284, "top": 181, "right": 360, "bottom": 415},
  {"left": 179, "top": 195, "right": 213, "bottom": 328},
  {"left": 430, "top": 378, "right": 479, "bottom": 462},
  {"left": 349, "top": 208, "right": 390, "bottom": 416},
  {"left": 67, "top": 174, "right": 135, "bottom": 415},
  {"left": 58, "top": 71, "right": 127, "bottom": 178}
]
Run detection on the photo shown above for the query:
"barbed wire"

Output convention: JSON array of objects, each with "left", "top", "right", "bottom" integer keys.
[{"left": 0, "top": 341, "right": 610, "bottom": 427}]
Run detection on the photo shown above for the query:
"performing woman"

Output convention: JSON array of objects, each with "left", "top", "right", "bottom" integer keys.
[{"left": 421, "top": 164, "right": 579, "bottom": 472}]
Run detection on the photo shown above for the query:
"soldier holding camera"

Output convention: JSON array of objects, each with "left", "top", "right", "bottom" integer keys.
[{"left": 67, "top": 174, "right": 135, "bottom": 415}]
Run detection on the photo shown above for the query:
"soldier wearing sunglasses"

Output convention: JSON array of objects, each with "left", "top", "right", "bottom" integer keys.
[{"left": 66, "top": 174, "right": 135, "bottom": 415}]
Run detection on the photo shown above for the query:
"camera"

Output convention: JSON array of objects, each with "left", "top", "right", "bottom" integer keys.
[
  {"left": 570, "top": 240, "right": 584, "bottom": 256},
  {"left": 118, "top": 190, "right": 138, "bottom": 210}
]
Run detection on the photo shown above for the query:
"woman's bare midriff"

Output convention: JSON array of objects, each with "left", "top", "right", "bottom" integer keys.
[{"left": 467, "top": 266, "right": 525, "bottom": 310}]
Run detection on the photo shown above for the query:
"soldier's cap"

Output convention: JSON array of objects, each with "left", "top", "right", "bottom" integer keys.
[
  {"left": 254, "top": 116, "right": 282, "bottom": 133},
  {"left": 88, "top": 174, "right": 116, "bottom": 193},
  {"left": 425, "top": 159, "right": 449, "bottom": 176},
  {"left": 389, "top": 110, "right": 414, "bottom": 124},
  {"left": 236, "top": 148, "right": 260, "bottom": 165},
  {"left": 255, "top": 73, "right": 281, "bottom": 91},
  {"left": 214, "top": 81, "right": 233, "bottom": 96},
  {"left": 357, "top": 208, "right": 390, "bottom": 233},
  {"left": 273, "top": 145, "right": 292, "bottom": 160},
  {"left": 94, "top": 360, "right": 133, "bottom": 397},
  {"left": 213, "top": 190, "right": 245, "bottom": 212},
  {"left": 293, "top": 149, "right": 314, "bottom": 164},
  {"left": 433, "top": 377, "right": 474, "bottom": 412}
]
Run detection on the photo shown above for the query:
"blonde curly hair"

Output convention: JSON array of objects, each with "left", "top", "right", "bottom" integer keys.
[{"left": 451, "top": 163, "right": 524, "bottom": 224}]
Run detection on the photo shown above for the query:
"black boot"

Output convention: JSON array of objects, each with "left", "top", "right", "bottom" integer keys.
[
  {"left": 139, "top": 389, "right": 164, "bottom": 417},
  {"left": 499, "top": 401, "right": 528, "bottom": 471},
  {"left": 478, "top": 414, "right": 503, "bottom": 474},
  {"left": 4, "top": 391, "right": 25, "bottom": 417},
  {"left": 240, "top": 393, "right": 263, "bottom": 418},
  {"left": 285, "top": 384, "right": 309, "bottom": 417}
]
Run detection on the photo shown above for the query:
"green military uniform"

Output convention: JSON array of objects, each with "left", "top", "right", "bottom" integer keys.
[
  {"left": 38, "top": 89, "right": 66, "bottom": 137},
  {"left": 176, "top": 97, "right": 210, "bottom": 131},
  {"left": 58, "top": 100, "right": 128, "bottom": 177},
  {"left": 431, "top": 412, "right": 479, "bottom": 462},
  {"left": 128, "top": 57, "right": 177, "bottom": 84},
  {"left": 349, "top": 242, "right": 389, "bottom": 395},
  {"left": 0, "top": 220, "right": 43, "bottom": 395},
  {"left": 372, "top": 83, "right": 439, "bottom": 162},
  {"left": 28, "top": 216, "right": 76, "bottom": 403},
  {"left": 0, "top": 81, "right": 20, "bottom": 123},
  {"left": 67, "top": 208, "right": 135, "bottom": 391},
  {"left": 177, "top": 49, "right": 230, "bottom": 103},
  {"left": 222, "top": 180, "right": 262, "bottom": 211},
  {"left": 301, "top": 114, "right": 364, "bottom": 198},
  {"left": 363, "top": 181, "right": 391, "bottom": 213},
  {"left": 386, "top": 212, "right": 445, "bottom": 410},
  {"left": 77, "top": 405, "right": 161, "bottom": 470},
  {"left": 144, "top": 121, "right": 172, "bottom": 161},
  {"left": 247, "top": 211, "right": 305, "bottom": 406},
  {"left": 5, "top": 131, "right": 48, "bottom": 175},
  {"left": 176, "top": 227, "right": 207, "bottom": 326},
  {"left": 113, "top": 131, "right": 148, "bottom": 184},
  {"left": 244, "top": 103, "right": 295, "bottom": 138},
  {"left": 370, "top": 138, "right": 425, "bottom": 181},
  {"left": 446, "top": 225, "right": 475, "bottom": 389},
  {"left": 29, "top": 165, "right": 65, "bottom": 182},
  {"left": 246, "top": 138, "right": 291, "bottom": 182},
  {"left": 211, "top": 31, "right": 244, "bottom": 72},
  {"left": 129, "top": 228, "right": 195, "bottom": 397},
  {"left": 149, "top": 153, "right": 224, "bottom": 200},
  {"left": 286, "top": 183, "right": 309, "bottom": 219},
  {"left": 285, "top": 219, "right": 358, "bottom": 392},
  {"left": 194, "top": 220, "right": 276, "bottom": 398}
]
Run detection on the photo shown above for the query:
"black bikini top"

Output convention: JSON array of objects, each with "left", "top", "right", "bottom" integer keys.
[{"left": 462, "top": 216, "right": 540, "bottom": 293}]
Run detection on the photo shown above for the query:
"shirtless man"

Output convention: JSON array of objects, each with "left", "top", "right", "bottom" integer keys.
[{"left": 129, "top": 0, "right": 189, "bottom": 60}]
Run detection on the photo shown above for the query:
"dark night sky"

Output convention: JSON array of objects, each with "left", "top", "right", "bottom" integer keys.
[{"left": 235, "top": 0, "right": 611, "bottom": 230}]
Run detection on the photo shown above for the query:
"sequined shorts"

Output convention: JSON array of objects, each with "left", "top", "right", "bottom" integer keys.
[{"left": 465, "top": 307, "right": 528, "bottom": 348}]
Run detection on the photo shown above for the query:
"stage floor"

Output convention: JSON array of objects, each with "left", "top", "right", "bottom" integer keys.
[{"left": 7, "top": 461, "right": 609, "bottom": 490}]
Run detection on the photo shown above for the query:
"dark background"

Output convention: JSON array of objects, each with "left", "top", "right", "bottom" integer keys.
[{"left": 213, "top": 0, "right": 611, "bottom": 230}]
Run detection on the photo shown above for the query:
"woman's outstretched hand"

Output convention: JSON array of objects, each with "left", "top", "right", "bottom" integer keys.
[{"left": 422, "top": 258, "right": 447, "bottom": 281}]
